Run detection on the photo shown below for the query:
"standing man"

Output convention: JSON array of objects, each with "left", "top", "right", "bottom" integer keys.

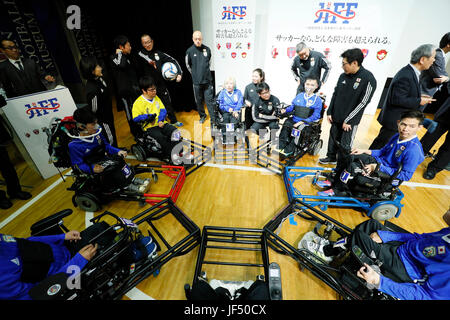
[
  {"left": 137, "top": 34, "right": 183, "bottom": 127},
  {"left": 0, "top": 39, "right": 55, "bottom": 98},
  {"left": 419, "top": 33, "right": 450, "bottom": 99},
  {"left": 110, "top": 35, "right": 140, "bottom": 136},
  {"left": 185, "top": 31, "right": 215, "bottom": 124},
  {"left": 369, "top": 44, "right": 436, "bottom": 150},
  {"left": 319, "top": 48, "right": 377, "bottom": 165},
  {"left": 291, "top": 42, "right": 331, "bottom": 95}
]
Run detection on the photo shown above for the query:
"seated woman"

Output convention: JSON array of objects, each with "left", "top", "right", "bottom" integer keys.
[
  {"left": 243, "top": 68, "right": 267, "bottom": 130},
  {"left": 278, "top": 76, "right": 323, "bottom": 156},
  {"left": 68, "top": 107, "right": 144, "bottom": 192},
  {"left": 132, "top": 76, "right": 187, "bottom": 163},
  {"left": 217, "top": 76, "right": 244, "bottom": 136},
  {"left": 317, "top": 110, "right": 425, "bottom": 196}
]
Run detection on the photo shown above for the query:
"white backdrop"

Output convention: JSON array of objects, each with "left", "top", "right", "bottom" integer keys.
[
  {"left": 2, "top": 86, "right": 77, "bottom": 179},
  {"left": 192, "top": 0, "right": 450, "bottom": 112},
  {"left": 212, "top": 0, "right": 256, "bottom": 92}
]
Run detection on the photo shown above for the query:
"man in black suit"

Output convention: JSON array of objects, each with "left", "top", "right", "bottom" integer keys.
[
  {"left": 421, "top": 82, "right": 450, "bottom": 180},
  {"left": 369, "top": 44, "right": 437, "bottom": 150},
  {"left": 0, "top": 93, "right": 32, "bottom": 209},
  {"left": 0, "top": 39, "right": 55, "bottom": 98}
]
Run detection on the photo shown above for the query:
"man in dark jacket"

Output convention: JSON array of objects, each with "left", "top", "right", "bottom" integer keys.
[
  {"left": 0, "top": 92, "right": 32, "bottom": 209},
  {"left": 137, "top": 34, "right": 183, "bottom": 127},
  {"left": 319, "top": 48, "right": 376, "bottom": 165},
  {"left": 185, "top": 31, "right": 215, "bottom": 125},
  {"left": 0, "top": 39, "right": 55, "bottom": 98},
  {"left": 291, "top": 42, "right": 331, "bottom": 95},
  {"left": 421, "top": 82, "right": 450, "bottom": 180},
  {"left": 369, "top": 44, "right": 436, "bottom": 150}
]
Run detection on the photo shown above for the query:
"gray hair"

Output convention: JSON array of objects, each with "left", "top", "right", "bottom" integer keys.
[
  {"left": 410, "top": 44, "right": 436, "bottom": 64},
  {"left": 295, "top": 42, "right": 308, "bottom": 53}
]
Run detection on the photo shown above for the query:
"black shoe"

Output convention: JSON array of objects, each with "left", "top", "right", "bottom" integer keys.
[
  {"left": 0, "top": 197, "right": 13, "bottom": 209},
  {"left": 318, "top": 157, "right": 337, "bottom": 165},
  {"left": 8, "top": 191, "right": 32, "bottom": 200},
  {"left": 199, "top": 116, "right": 207, "bottom": 124},
  {"left": 423, "top": 167, "right": 439, "bottom": 180}
]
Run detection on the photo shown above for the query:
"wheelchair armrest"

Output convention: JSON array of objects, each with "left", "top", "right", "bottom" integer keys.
[
  {"left": 30, "top": 209, "right": 73, "bottom": 236},
  {"left": 29, "top": 272, "right": 70, "bottom": 300}
]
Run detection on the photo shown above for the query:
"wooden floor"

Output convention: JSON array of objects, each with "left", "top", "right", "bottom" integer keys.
[{"left": 1, "top": 104, "right": 449, "bottom": 300}]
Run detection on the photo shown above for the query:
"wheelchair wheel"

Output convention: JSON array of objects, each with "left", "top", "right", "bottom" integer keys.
[
  {"left": 308, "top": 139, "right": 323, "bottom": 156},
  {"left": 369, "top": 203, "right": 398, "bottom": 221},
  {"left": 131, "top": 144, "right": 147, "bottom": 162},
  {"left": 74, "top": 193, "right": 101, "bottom": 212}
]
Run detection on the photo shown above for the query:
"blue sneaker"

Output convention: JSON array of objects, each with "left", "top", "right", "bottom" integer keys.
[
  {"left": 173, "top": 121, "right": 183, "bottom": 127},
  {"left": 317, "top": 189, "right": 335, "bottom": 197},
  {"left": 145, "top": 242, "right": 157, "bottom": 259}
]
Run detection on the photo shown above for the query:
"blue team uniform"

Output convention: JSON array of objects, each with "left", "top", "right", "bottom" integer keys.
[
  {"left": 377, "top": 227, "right": 450, "bottom": 300},
  {"left": 371, "top": 133, "right": 425, "bottom": 181},
  {"left": 0, "top": 233, "right": 88, "bottom": 300},
  {"left": 68, "top": 129, "right": 121, "bottom": 174},
  {"left": 285, "top": 92, "right": 323, "bottom": 124},
  {"left": 217, "top": 89, "right": 244, "bottom": 113}
]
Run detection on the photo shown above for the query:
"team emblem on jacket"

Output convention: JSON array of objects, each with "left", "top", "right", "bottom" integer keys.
[
  {"left": 310, "top": 57, "right": 315, "bottom": 66},
  {"left": 353, "top": 82, "right": 359, "bottom": 90},
  {"left": 203, "top": 49, "right": 207, "bottom": 57},
  {"left": 154, "top": 53, "right": 159, "bottom": 61},
  {"left": 268, "top": 102, "right": 273, "bottom": 111},
  {"left": 423, "top": 246, "right": 436, "bottom": 257}
]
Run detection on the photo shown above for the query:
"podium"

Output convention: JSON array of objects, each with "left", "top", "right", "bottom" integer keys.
[{"left": 1, "top": 86, "right": 78, "bottom": 179}]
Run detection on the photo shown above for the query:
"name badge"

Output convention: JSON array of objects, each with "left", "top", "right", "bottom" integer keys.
[
  {"left": 340, "top": 170, "right": 351, "bottom": 183},
  {"left": 291, "top": 128, "right": 301, "bottom": 137}
]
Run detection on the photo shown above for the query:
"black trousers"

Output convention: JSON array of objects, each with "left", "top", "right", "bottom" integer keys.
[
  {"left": 193, "top": 83, "right": 215, "bottom": 122},
  {"left": 158, "top": 87, "right": 178, "bottom": 124},
  {"left": 121, "top": 95, "right": 141, "bottom": 137},
  {"left": 369, "top": 126, "right": 397, "bottom": 150},
  {"left": 421, "top": 122, "right": 450, "bottom": 171},
  {"left": 0, "top": 145, "right": 22, "bottom": 198},
  {"left": 326, "top": 122, "right": 357, "bottom": 160},
  {"left": 145, "top": 124, "right": 180, "bottom": 159},
  {"left": 349, "top": 219, "right": 413, "bottom": 284}
]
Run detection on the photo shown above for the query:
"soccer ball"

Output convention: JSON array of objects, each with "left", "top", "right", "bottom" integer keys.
[{"left": 161, "top": 62, "right": 178, "bottom": 81}]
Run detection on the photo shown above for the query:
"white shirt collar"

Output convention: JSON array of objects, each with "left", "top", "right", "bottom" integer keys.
[
  {"left": 397, "top": 134, "right": 417, "bottom": 144},
  {"left": 8, "top": 57, "right": 22, "bottom": 69},
  {"left": 409, "top": 63, "right": 421, "bottom": 82}
]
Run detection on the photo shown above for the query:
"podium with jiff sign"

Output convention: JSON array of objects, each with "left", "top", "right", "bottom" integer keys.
[{"left": 1, "top": 86, "right": 78, "bottom": 179}]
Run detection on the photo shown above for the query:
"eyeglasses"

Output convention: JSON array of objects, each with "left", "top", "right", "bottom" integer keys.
[
  {"left": 3, "top": 45, "right": 18, "bottom": 51},
  {"left": 147, "top": 88, "right": 157, "bottom": 92}
]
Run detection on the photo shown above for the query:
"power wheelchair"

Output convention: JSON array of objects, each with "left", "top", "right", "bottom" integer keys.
[
  {"left": 210, "top": 92, "right": 250, "bottom": 163},
  {"left": 283, "top": 136, "right": 405, "bottom": 221},
  {"left": 27, "top": 198, "right": 201, "bottom": 300},
  {"left": 263, "top": 199, "right": 399, "bottom": 300},
  {"left": 254, "top": 93, "right": 327, "bottom": 175},
  {"left": 46, "top": 117, "right": 186, "bottom": 212},
  {"left": 184, "top": 226, "right": 282, "bottom": 301},
  {"left": 130, "top": 116, "right": 212, "bottom": 176}
]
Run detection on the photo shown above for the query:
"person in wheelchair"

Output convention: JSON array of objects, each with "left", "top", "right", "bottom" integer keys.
[
  {"left": 69, "top": 107, "right": 147, "bottom": 193},
  {"left": 248, "top": 82, "right": 282, "bottom": 148},
  {"left": 301, "top": 208, "right": 450, "bottom": 300},
  {"left": 216, "top": 76, "right": 244, "bottom": 143},
  {"left": 277, "top": 76, "right": 323, "bottom": 157},
  {"left": 0, "top": 230, "right": 98, "bottom": 299},
  {"left": 317, "top": 110, "right": 425, "bottom": 197},
  {"left": 132, "top": 76, "right": 188, "bottom": 164}
]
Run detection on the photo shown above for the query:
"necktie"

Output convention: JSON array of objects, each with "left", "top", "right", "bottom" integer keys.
[{"left": 15, "top": 61, "right": 24, "bottom": 71}]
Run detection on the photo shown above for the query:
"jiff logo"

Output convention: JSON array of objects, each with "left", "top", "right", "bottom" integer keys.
[
  {"left": 25, "top": 98, "right": 60, "bottom": 119},
  {"left": 222, "top": 6, "right": 247, "bottom": 20},
  {"left": 314, "top": 2, "right": 358, "bottom": 24}
]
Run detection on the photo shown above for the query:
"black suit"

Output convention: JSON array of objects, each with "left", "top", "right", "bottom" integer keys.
[
  {"left": 0, "top": 58, "right": 47, "bottom": 98},
  {"left": 370, "top": 65, "right": 421, "bottom": 149},
  {"left": 420, "top": 82, "right": 450, "bottom": 171}
]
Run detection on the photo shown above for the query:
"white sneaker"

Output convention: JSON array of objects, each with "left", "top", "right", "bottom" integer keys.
[
  {"left": 132, "top": 177, "right": 150, "bottom": 186},
  {"left": 298, "top": 231, "right": 328, "bottom": 250},
  {"left": 301, "top": 239, "right": 333, "bottom": 263}
]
